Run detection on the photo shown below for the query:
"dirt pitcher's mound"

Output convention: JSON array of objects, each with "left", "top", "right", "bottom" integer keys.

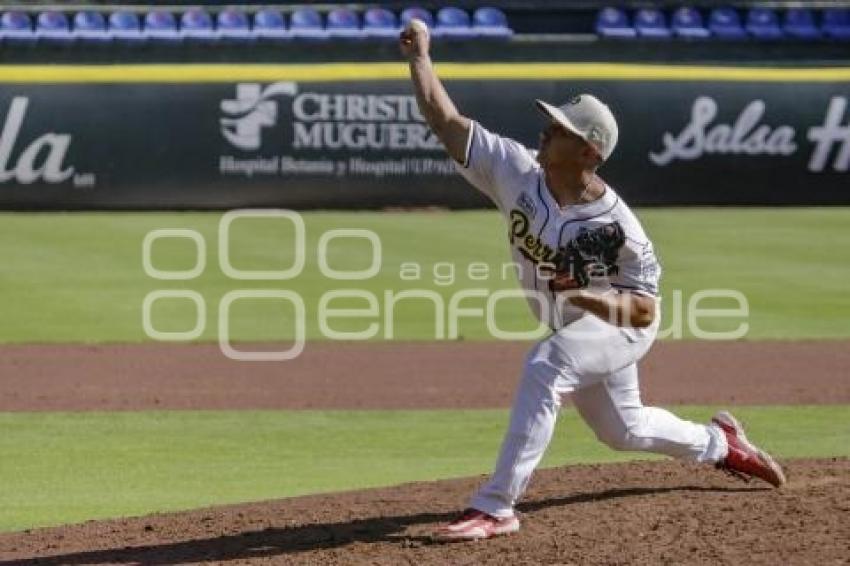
[{"left": 1, "top": 458, "right": 846, "bottom": 565}]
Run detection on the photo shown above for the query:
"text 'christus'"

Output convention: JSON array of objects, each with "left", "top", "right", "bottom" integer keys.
[
  {"left": 0, "top": 97, "right": 75, "bottom": 184},
  {"left": 649, "top": 96, "right": 850, "bottom": 173}
]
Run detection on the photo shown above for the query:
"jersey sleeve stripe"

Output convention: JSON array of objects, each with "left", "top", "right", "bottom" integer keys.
[{"left": 458, "top": 122, "right": 475, "bottom": 168}]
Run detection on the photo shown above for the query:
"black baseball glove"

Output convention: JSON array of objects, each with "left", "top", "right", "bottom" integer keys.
[{"left": 549, "top": 221, "right": 626, "bottom": 291}]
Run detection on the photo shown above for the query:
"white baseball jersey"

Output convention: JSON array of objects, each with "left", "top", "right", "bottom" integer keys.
[{"left": 457, "top": 121, "right": 661, "bottom": 330}]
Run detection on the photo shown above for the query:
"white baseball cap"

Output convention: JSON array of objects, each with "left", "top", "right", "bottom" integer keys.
[{"left": 535, "top": 94, "right": 619, "bottom": 161}]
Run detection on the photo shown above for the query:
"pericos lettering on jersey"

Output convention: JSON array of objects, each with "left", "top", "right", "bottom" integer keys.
[{"left": 509, "top": 209, "right": 562, "bottom": 265}]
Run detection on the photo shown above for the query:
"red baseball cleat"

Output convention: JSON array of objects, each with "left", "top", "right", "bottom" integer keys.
[
  {"left": 712, "top": 410, "right": 786, "bottom": 488},
  {"left": 433, "top": 508, "right": 520, "bottom": 542}
]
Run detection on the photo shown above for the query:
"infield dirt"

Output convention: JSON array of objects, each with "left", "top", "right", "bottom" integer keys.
[
  {"left": 1, "top": 340, "right": 847, "bottom": 410},
  {"left": 0, "top": 340, "right": 847, "bottom": 564}
]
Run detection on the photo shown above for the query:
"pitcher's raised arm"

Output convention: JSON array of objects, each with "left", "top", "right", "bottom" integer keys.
[{"left": 400, "top": 19, "right": 471, "bottom": 164}]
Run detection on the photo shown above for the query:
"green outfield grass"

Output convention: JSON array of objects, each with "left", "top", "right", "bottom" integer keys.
[
  {"left": 0, "top": 405, "right": 847, "bottom": 532},
  {"left": 0, "top": 208, "right": 848, "bottom": 343}
]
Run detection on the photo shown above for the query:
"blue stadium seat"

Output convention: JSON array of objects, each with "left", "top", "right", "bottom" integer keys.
[
  {"left": 634, "top": 8, "right": 671, "bottom": 39},
  {"left": 144, "top": 10, "right": 180, "bottom": 43},
  {"left": 400, "top": 7, "right": 434, "bottom": 30},
  {"left": 73, "top": 11, "right": 110, "bottom": 43},
  {"left": 822, "top": 8, "right": 850, "bottom": 40},
  {"left": 37, "top": 11, "right": 73, "bottom": 44},
  {"left": 108, "top": 11, "right": 144, "bottom": 44},
  {"left": 289, "top": 8, "right": 327, "bottom": 40},
  {"left": 473, "top": 7, "right": 512, "bottom": 39},
  {"left": 671, "top": 7, "right": 710, "bottom": 39},
  {"left": 253, "top": 9, "right": 288, "bottom": 41},
  {"left": 326, "top": 8, "right": 363, "bottom": 39},
  {"left": 596, "top": 7, "right": 636, "bottom": 39},
  {"left": 434, "top": 7, "right": 474, "bottom": 39},
  {"left": 746, "top": 8, "right": 783, "bottom": 40},
  {"left": 218, "top": 9, "right": 252, "bottom": 42},
  {"left": 783, "top": 8, "right": 821, "bottom": 40},
  {"left": 180, "top": 8, "right": 216, "bottom": 42},
  {"left": 363, "top": 8, "right": 398, "bottom": 39},
  {"left": 0, "top": 11, "right": 35, "bottom": 44},
  {"left": 708, "top": 7, "right": 747, "bottom": 40}
]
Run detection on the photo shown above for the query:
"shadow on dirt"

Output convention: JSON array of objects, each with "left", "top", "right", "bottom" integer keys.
[{"left": 2, "top": 484, "right": 765, "bottom": 565}]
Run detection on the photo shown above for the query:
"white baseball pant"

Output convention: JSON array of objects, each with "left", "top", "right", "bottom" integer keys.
[{"left": 470, "top": 311, "right": 728, "bottom": 519}]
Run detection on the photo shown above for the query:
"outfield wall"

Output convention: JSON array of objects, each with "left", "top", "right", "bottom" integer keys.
[{"left": 0, "top": 63, "right": 848, "bottom": 209}]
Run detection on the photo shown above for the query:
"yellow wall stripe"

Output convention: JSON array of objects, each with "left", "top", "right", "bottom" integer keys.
[{"left": 0, "top": 63, "right": 848, "bottom": 83}]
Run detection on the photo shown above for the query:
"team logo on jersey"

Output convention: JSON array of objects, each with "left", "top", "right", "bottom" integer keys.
[
  {"left": 509, "top": 209, "right": 562, "bottom": 265},
  {"left": 516, "top": 192, "right": 537, "bottom": 219}
]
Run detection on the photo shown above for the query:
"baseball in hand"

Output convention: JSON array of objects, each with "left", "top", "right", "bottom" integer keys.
[
  {"left": 408, "top": 18, "right": 428, "bottom": 35},
  {"left": 400, "top": 18, "right": 430, "bottom": 59}
]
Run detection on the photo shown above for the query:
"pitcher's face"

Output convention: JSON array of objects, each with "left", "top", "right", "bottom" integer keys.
[{"left": 538, "top": 122, "right": 600, "bottom": 170}]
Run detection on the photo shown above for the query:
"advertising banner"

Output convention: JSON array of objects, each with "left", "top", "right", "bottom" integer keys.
[{"left": 0, "top": 63, "right": 847, "bottom": 209}]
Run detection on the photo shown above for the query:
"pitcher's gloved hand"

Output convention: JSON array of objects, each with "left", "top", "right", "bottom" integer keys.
[{"left": 549, "top": 221, "right": 626, "bottom": 292}]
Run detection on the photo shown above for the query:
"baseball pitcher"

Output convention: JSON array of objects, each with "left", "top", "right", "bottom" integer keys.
[{"left": 400, "top": 19, "right": 786, "bottom": 542}]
